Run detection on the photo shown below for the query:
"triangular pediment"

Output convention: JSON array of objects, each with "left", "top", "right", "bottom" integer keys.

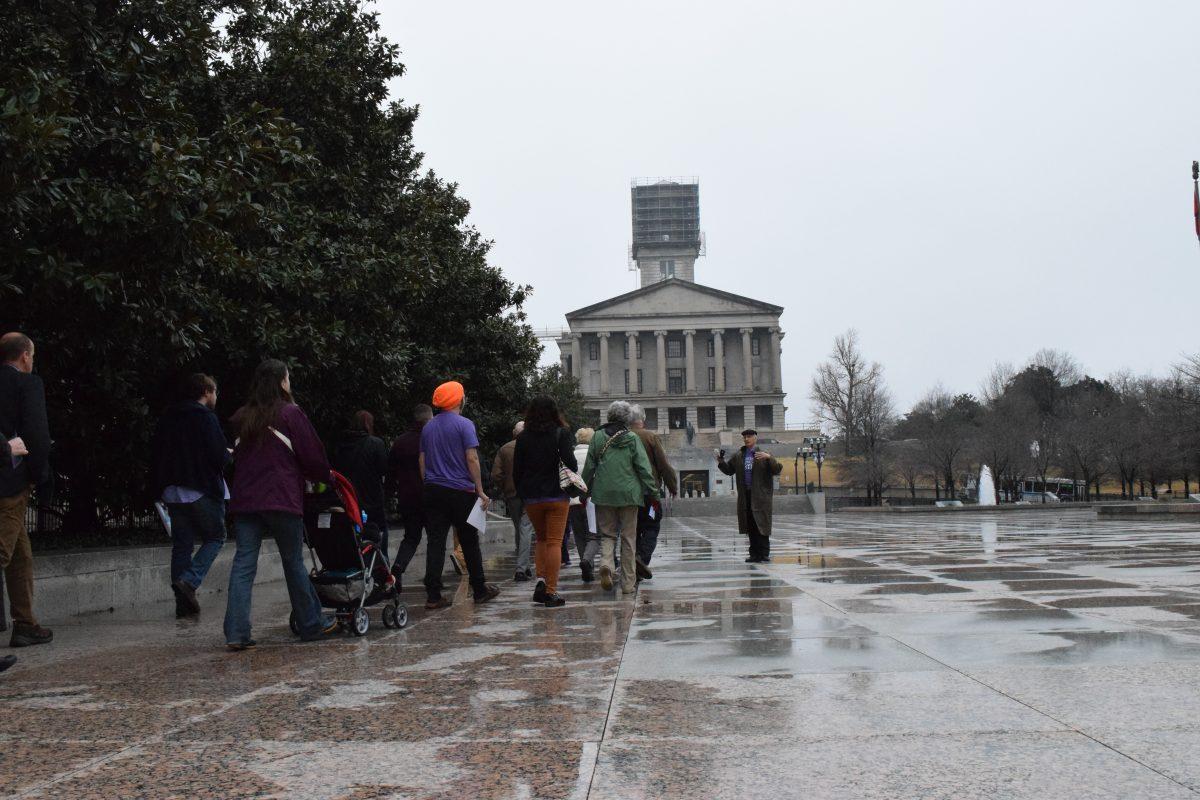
[{"left": 566, "top": 279, "right": 782, "bottom": 321}]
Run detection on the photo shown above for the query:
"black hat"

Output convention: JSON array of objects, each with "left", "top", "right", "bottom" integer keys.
[{"left": 741, "top": 429, "right": 757, "bottom": 436}]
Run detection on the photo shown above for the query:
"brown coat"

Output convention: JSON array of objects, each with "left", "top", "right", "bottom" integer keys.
[
  {"left": 717, "top": 447, "right": 782, "bottom": 536},
  {"left": 490, "top": 439, "right": 517, "bottom": 498},
  {"left": 633, "top": 428, "right": 678, "bottom": 496}
]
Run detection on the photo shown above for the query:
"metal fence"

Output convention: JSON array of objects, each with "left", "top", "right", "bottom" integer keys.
[{"left": 25, "top": 498, "right": 159, "bottom": 537}]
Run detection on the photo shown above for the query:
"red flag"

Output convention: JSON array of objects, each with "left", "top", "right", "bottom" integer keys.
[{"left": 1194, "top": 180, "right": 1199, "bottom": 241}]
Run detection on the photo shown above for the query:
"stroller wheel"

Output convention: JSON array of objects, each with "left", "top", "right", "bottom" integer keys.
[
  {"left": 382, "top": 604, "right": 398, "bottom": 629},
  {"left": 394, "top": 604, "right": 409, "bottom": 629},
  {"left": 288, "top": 611, "right": 300, "bottom": 636},
  {"left": 351, "top": 606, "right": 370, "bottom": 636}
]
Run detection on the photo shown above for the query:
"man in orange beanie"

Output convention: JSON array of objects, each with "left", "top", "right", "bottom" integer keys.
[{"left": 418, "top": 381, "right": 499, "bottom": 608}]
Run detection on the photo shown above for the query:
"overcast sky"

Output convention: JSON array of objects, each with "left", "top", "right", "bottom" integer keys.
[{"left": 383, "top": 1, "right": 1200, "bottom": 422}]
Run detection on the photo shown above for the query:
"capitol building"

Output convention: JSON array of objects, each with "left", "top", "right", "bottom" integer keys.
[{"left": 554, "top": 178, "right": 800, "bottom": 495}]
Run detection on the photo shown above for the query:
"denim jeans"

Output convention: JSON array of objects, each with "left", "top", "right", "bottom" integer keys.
[
  {"left": 169, "top": 497, "right": 227, "bottom": 589},
  {"left": 223, "top": 511, "right": 327, "bottom": 644}
]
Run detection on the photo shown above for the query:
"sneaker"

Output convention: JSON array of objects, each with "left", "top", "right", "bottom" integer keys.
[
  {"left": 514, "top": 571, "right": 531, "bottom": 582},
  {"left": 9, "top": 623, "right": 52, "bottom": 648},
  {"left": 225, "top": 639, "right": 257, "bottom": 652},
  {"left": 598, "top": 565, "right": 614, "bottom": 591},
  {"left": 300, "top": 618, "right": 341, "bottom": 642},
  {"left": 580, "top": 560, "right": 595, "bottom": 583},
  {"left": 474, "top": 584, "right": 501, "bottom": 604},
  {"left": 532, "top": 579, "right": 548, "bottom": 603},
  {"left": 449, "top": 553, "right": 465, "bottom": 575},
  {"left": 425, "top": 597, "right": 453, "bottom": 611},
  {"left": 173, "top": 579, "right": 201, "bottom": 615},
  {"left": 635, "top": 559, "right": 653, "bottom": 580},
  {"left": 543, "top": 593, "right": 566, "bottom": 607},
  {"left": 0, "top": 654, "right": 15, "bottom": 672}
]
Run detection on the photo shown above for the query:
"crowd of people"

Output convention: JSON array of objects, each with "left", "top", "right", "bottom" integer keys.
[{"left": 0, "top": 329, "right": 784, "bottom": 669}]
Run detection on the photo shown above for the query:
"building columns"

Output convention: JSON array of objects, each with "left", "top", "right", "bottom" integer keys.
[
  {"left": 625, "top": 331, "right": 639, "bottom": 393},
  {"left": 740, "top": 327, "right": 754, "bottom": 390},
  {"left": 683, "top": 329, "right": 696, "bottom": 393},
  {"left": 570, "top": 334, "right": 582, "bottom": 379},
  {"left": 769, "top": 327, "right": 783, "bottom": 391},
  {"left": 655, "top": 330, "right": 668, "bottom": 395},
  {"left": 711, "top": 329, "right": 725, "bottom": 392},
  {"left": 598, "top": 332, "right": 611, "bottom": 395}
]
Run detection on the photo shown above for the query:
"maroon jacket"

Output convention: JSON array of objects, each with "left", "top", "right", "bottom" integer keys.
[
  {"left": 229, "top": 403, "right": 331, "bottom": 516},
  {"left": 387, "top": 420, "right": 426, "bottom": 513}
]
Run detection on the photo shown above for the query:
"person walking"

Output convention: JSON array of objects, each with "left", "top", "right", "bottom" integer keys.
[
  {"left": 387, "top": 403, "right": 431, "bottom": 588},
  {"left": 715, "top": 429, "right": 782, "bottom": 563},
  {"left": 333, "top": 410, "right": 389, "bottom": 556},
  {"left": 0, "top": 333, "right": 53, "bottom": 648},
  {"left": 491, "top": 421, "right": 536, "bottom": 581},
  {"left": 224, "top": 360, "right": 338, "bottom": 650},
  {"left": 629, "top": 404, "right": 677, "bottom": 579},
  {"left": 512, "top": 397, "right": 577, "bottom": 607},
  {"left": 580, "top": 401, "right": 659, "bottom": 594},
  {"left": 567, "top": 427, "right": 595, "bottom": 582},
  {"left": 151, "top": 373, "right": 231, "bottom": 619},
  {"left": 420, "top": 381, "right": 499, "bottom": 609},
  {"left": 0, "top": 435, "right": 28, "bottom": 634}
]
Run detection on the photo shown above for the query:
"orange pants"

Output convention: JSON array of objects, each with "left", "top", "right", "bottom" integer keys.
[{"left": 524, "top": 500, "right": 570, "bottom": 594}]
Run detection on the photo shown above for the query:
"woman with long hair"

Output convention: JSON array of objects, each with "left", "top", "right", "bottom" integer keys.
[
  {"left": 512, "top": 395, "right": 577, "bottom": 607},
  {"left": 223, "top": 359, "right": 338, "bottom": 650}
]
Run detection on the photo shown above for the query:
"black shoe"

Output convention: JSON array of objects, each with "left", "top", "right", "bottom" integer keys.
[
  {"left": 514, "top": 571, "right": 531, "bottom": 582},
  {"left": 474, "top": 583, "right": 501, "bottom": 604},
  {"left": 580, "top": 560, "right": 595, "bottom": 583},
  {"left": 175, "top": 597, "right": 198, "bottom": 619},
  {"left": 532, "top": 579, "right": 548, "bottom": 603},
  {"left": 173, "top": 579, "right": 201, "bottom": 615},
  {"left": 635, "top": 559, "right": 653, "bottom": 580},
  {"left": 745, "top": 556, "right": 757, "bottom": 563},
  {"left": 425, "top": 597, "right": 452, "bottom": 610},
  {"left": 0, "top": 654, "right": 15, "bottom": 672},
  {"left": 300, "top": 618, "right": 341, "bottom": 642},
  {"left": 543, "top": 593, "right": 566, "bottom": 607},
  {"left": 225, "top": 639, "right": 257, "bottom": 652},
  {"left": 9, "top": 623, "right": 52, "bottom": 648}
]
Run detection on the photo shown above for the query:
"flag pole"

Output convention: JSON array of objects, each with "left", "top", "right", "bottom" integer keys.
[{"left": 1193, "top": 161, "right": 1199, "bottom": 247}]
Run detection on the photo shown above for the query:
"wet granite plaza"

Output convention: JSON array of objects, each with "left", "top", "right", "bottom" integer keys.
[{"left": 3, "top": 509, "right": 1200, "bottom": 798}]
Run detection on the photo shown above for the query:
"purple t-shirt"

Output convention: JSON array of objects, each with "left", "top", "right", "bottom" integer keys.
[{"left": 420, "top": 411, "right": 480, "bottom": 492}]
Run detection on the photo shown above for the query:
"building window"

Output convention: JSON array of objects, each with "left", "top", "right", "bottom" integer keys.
[
  {"left": 637, "top": 369, "right": 644, "bottom": 393},
  {"left": 624, "top": 369, "right": 644, "bottom": 394},
  {"left": 644, "top": 407, "right": 658, "bottom": 429},
  {"left": 667, "top": 368, "right": 685, "bottom": 394},
  {"left": 659, "top": 260, "right": 675, "bottom": 278},
  {"left": 624, "top": 369, "right": 630, "bottom": 394},
  {"left": 726, "top": 405, "right": 745, "bottom": 430},
  {"left": 623, "top": 339, "right": 642, "bottom": 359},
  {"left": 667, "top": 338, "right": 682, "bottom": 359},
  {"left": 698, "top": 407, "right": 716, "bottom": 428},
  {"left": 751, "top": 337, "right": 761, "bottom": 356},
  {"left": 589, "top": 341, "right": 600, "bottom": 361},
  {"left": 755, "top": 405, "right": 773, "bottom": 429},
  {"left": 706, "top": 338, "right": 715, "bottom": 357},
  {"left": 707, "top": 367, "right": 716, "bottom": 392}
]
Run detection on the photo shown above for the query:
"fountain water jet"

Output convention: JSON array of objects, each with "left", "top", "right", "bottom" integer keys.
[{"left": 978, "top": 464, "right": 997, "bottom": 506}]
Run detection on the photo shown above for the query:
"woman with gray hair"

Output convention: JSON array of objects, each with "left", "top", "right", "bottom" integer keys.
[{"left": 580, "top": 401, "right": 659, "bottom": 593}]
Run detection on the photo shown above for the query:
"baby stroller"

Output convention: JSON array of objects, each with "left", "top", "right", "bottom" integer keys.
[{"left": 289, "top": 470, "right": 408, "bottom": 636}]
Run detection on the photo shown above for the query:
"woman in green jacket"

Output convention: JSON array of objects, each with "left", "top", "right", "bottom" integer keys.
[{"left": 581, "top": 400, "right": 659, "bottom": 593}]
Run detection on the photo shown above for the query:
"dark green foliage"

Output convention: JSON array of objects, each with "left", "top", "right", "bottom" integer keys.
[{"left": 0, "top": 0, "right": 540, "bottom": 532}]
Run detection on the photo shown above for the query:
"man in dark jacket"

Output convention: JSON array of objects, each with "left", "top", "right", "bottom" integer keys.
[
  {"left": 387, "top": 404, "right": 432, "bottom": 586},
  {"left": 333, "top": 410, "right": 389, "bottom": 556},
  {"left": 715, "top": 429, "right": 782, "bottom": 563},
  {"left": 0, "top": 333, "right": 54, "bottom": 647},
  {"left": 151, "top": 373, "right": 231, "bottom": 618},
  {"left": 630, "top": 404, "right": 678, "bottom": 578}
]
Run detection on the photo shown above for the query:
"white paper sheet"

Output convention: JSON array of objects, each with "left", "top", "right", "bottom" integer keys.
[
  {"left": 466, "top": 498, "right": 488, "bottom": 532},
  {"left": 585, "top": 499, "right": 597, "bottom": 534}
]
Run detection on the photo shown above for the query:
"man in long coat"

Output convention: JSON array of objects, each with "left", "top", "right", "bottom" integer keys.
[{"left": 715, "top": 429, "right": 782, "bottom": 563}]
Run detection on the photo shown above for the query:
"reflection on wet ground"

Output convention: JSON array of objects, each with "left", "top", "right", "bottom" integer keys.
[{"left": 4, "top": 509, "right": 1200, "bottom": 798}]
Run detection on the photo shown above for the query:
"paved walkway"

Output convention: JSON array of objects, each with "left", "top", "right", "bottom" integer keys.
[{"left": 3, "top": 510, "right": 1200, "bottom": 798}]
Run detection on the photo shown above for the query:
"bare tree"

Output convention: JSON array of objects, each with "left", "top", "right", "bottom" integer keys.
[
  {"left": 980, "top": 361, "right": 1016, "bottom": 405},
  {"left": 889, "top": 439, "right": 926, "bottom": 499},
  {"left": 846, "top": 378, "right": 897, "bottom": 504},
  {"left": 811, "top": 329, "right": 883, "bottom": 456},
  {"left": 897, "top": 386, "right": 980, "bottom": 499}
]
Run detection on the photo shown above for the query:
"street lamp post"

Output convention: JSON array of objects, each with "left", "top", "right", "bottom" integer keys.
[{"left": 803, "top": 437, "right": 827, "bottom": 493}]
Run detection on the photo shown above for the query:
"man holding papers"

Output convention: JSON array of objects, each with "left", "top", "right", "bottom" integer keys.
[{"left": 419, "top": 381, "right": 500, "bottom": 609}]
